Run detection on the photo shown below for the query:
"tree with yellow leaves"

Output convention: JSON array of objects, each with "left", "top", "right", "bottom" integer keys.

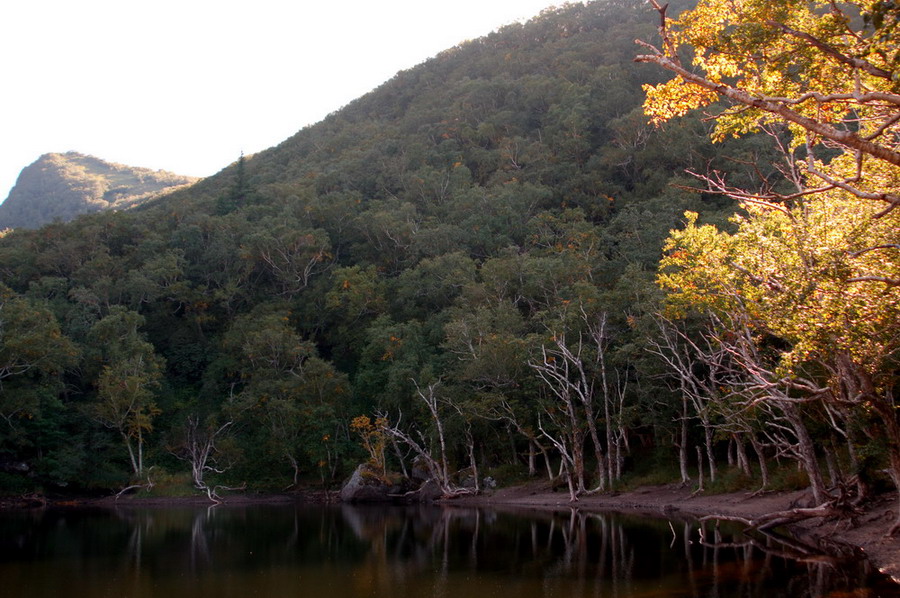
[
  {"left": 637, "top": 0, "right": 899, "bottom": 218},
  {"left": 639, "top": 0, "right": 900, "bottom": 531}
]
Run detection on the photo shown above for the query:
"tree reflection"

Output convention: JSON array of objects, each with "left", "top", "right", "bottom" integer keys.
[
  {"left": 333, "top": 506, "right": 884, "bottom": 597},
  {"left": 0, "top": 505, "right": 890, "bottom": 597}
]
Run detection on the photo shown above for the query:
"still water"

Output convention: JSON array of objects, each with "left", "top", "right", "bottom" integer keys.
[{"left": 0, "top": 503, "right": 895, "bottom": 597}]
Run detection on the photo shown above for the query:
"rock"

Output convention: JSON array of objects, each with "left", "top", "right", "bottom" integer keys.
[
  {"left": 410, "top": 457, "right": 431, "bottom": 483},
  {"left": 339, "top": 464, "right": 396, "bottom": 503},
  {"left": 416, "top": 479, "right": 443, "bottom": 502}
]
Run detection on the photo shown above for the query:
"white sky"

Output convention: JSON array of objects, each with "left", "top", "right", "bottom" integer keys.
[{"left": 0, "top": 0, "right": 563, "bottom": 202}]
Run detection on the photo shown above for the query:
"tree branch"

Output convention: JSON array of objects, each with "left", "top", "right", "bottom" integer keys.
[
  {"left": 634, "top": 45, "right": 900, "bottom": 168},
  {"left": 765, "top": 19, "right": 893, "bottom": 81}
]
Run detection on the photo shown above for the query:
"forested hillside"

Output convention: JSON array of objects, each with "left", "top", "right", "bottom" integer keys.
[
  {"left": 0, "top": 0, "right": 894, "bottom": 509},
  {"left": 0, "top": 152, "right": 197, "bottom": 230}
]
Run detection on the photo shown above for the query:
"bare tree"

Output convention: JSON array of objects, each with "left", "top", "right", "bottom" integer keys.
[
  {"left": 530, "top": 338, "right": 590, "bottom": 499},
  {"left": 649, "top": 316, "right": 730, "bottom": 486},
  {"left": 487, "top": 396, "right": 556, "bottom": 481},
  {"left": 169, "top": 415, "right": 234, "bottom": 502},
  {"left": 585, "top": 312, "right": 629, "bottom": 488},
  {"left": 711, "top": 322, "right": 831, "bottom": 505},
  {"left": 529, "top": 311, "right": 632, "bottom": 499},
  {"left": 380, "top": 381, "right": 476, "bottom": 498}
]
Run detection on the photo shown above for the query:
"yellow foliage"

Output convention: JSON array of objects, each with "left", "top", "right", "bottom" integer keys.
[
  {"left": 638, "top": 0, "right": 900, "bottom": 200},
  {"left": 351, "top": 415, "right": 389, "bottom": 477}
]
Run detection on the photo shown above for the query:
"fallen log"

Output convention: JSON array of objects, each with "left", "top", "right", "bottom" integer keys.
[{"left": 700, "top": 503, "right": 845, "bottom": 531}]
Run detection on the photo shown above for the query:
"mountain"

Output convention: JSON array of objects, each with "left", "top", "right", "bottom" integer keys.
[
  {"left": 0, "top": 0, "right": 782, "bottom": 492},
  {"left": 0, "top": 152, "right": 198, "bottom": 230}
]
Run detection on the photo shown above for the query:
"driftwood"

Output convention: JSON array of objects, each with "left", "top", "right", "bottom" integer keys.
[
  {"left": 700, "top": 503, "right": 843, "bottom": 531},
  {"left": 698, "top": 503, "right": 860, "bottom": 564},
  {"left": 115, "top": 468, "right": 156, "bottom": 500},
  {"left": 203, "top": 482, "right": 246, "bottom": 505}
]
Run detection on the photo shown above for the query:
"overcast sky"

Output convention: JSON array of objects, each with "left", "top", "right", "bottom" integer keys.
[{"left": 0, "top": 0, "right": 563, "bottom": 202}]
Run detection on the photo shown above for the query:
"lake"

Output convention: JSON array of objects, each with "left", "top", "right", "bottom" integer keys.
[{"left": 0, "top": 503, "right": 895, "bottom": 597}]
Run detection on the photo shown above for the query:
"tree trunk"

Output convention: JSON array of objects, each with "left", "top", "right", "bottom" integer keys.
[
  {"left": 391, "top": 436, "right": 409, "bottom": 479},
  {"left": 784, "top": 403, "right": 827, "bottom": 505},
  {"left": 734, "top": 434, "right": 751, "bottom": 476},
  {"left": 845, "top": 433, "right": 869, "bottom": 502},
  {"left": 528, "top": 440, "right": 536, "bottom": 477},
  {"left": 677, "top": 398, "right": 690, "bottom": 485},
  {"left": 695, "top": 446, "right": 705, "bottom": 493},
  {"left": 137, "top": 429, "right": 144, "bottom": 476},
  {"left": 466, "top": 429, "right": 480, "bottom": 494},
  {"left": 584, "top": 403, "right": 606, "bottom": 491},
  {"left": 703, "top": 421, "right": 717, "bottom": 483},
  {"left": 750, "top": 435, "right": 769, "bottom": 490},
  {"left": 572, "top": 427, "right": 586, "bottom": 495},
  {"left": 124, "top": 434, "right": 139, "bottom": 476}
]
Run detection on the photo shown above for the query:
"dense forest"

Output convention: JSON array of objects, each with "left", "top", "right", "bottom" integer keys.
[
  {"left": 0, "top": 0, "right": 897, "bottom": 520},
  {"left": 0, "top": 152, "right": 197, "bottom": 230}
]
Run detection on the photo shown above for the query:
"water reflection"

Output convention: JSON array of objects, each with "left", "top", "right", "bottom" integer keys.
[{"left": 0, "top": 504, "right": 893, "bottom": 597}]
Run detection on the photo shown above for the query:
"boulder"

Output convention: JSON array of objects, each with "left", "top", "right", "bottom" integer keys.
[
  {"left": 416, "top": 478, "right": 443, "bottom": 502},
  {"left": 410, "top": 457, "right": 431, "bottom": 483},
  {"left": 339, "top": 464, "right": 396, "bottom": 503}
]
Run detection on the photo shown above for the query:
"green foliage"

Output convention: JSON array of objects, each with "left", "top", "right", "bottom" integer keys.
[
  {"left": 0, "top": 472, "right": 33, "bottom": 496},
  {"left": 705, "top": 468, "right": 756, "bottom": 494},
  {"left": 766, "top": 466, "right": 814, "bottom": 494},
  {"left": 0, "top": 0, "right": 773, "bottom": 493}
]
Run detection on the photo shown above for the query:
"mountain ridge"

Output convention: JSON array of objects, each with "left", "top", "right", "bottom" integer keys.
[{"left": 0, "top": 151, "right": 198, "bottom": 230}]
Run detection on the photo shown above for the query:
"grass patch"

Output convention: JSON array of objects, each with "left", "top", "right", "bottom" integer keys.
[
  {"left": 139, "top": 470, "right": 198, "bottom": 498},
  {"left": 705, "top": 467, "right": 755, "bottom": 494},
  {"left": 611, "top": 446, "right": 683, "bottom": 491},
  {"left": 614, "top": 468, "right": 682, "bottom": 492},
  {"left": 766, "top": 464, "right": 811, "bottom": 493}
]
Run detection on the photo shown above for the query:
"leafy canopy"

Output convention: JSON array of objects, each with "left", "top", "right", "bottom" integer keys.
[
  {"left": 637, "top": 0, "right": 900, "bottom": 214},
  {"left": 660, "top": 195, "right": 900, "bottom": 382}
]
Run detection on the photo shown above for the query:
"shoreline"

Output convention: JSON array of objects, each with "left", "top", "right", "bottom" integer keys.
[
  {"left": 6, "top": 481, "right": 899, "bottom": 583},
  {"left": 444, "top": 481, "right": 900, "bottom": 583}
]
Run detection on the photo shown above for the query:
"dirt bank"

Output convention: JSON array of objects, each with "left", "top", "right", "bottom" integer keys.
[{"left": 446, "top": 480, "right": 900, "bottom": 583}]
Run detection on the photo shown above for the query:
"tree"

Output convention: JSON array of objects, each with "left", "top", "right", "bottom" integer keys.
[
  {"left": 637, "top": 0, "right": 900, "bottom": 218},
  {"left": 658, "top": 200, "right": 899, "bottom": 521},
  {"left": 0, "top": 284, "right": 77, "bottom": 430},
  {"left": 380, "top": 380, "right": 477, "bottom": 498},
  {"left": 88, "top": 307, "right": 164, "bottom": 477},
  {"left": 217, "top": 152, "right": 252, "bottom": 214},
  {"left": 168, "top": 414, "right": 234, "bottom": 500},
  {"left": 242, "top": 218, "right": 333, "bottom": 297},
  {"left": 350, "top": 415, "right": 389, "bottom": 479},
  {"left": 224, "top": 305, "right": 349, "bottom": 486},
  {"left": 0, "top": 284, "right": 78, "bottom": 477},
  {"left": 640, "top": 0, "right": 900, "bottom": 529},
  {"left": 528, "top": 311, "right": 630, "bottom": 500}
]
